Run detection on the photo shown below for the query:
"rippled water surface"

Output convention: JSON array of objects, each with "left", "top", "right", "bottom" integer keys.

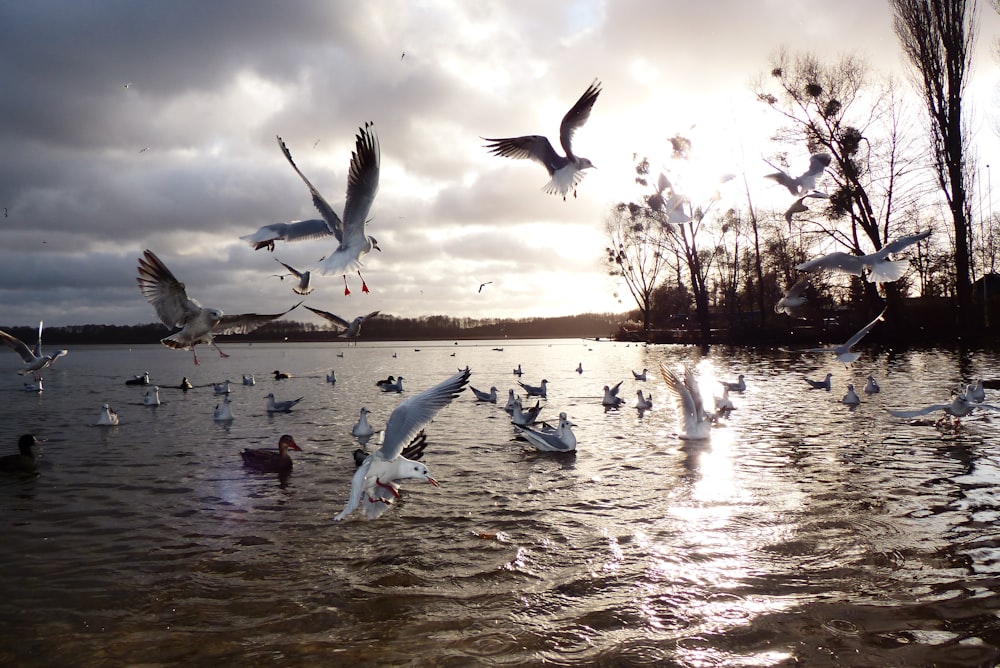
[{"left": 3, "top": 339, "right": 1000, "bottom": 666}]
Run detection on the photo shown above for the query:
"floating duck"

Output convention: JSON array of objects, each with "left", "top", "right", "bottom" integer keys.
[
  {"left": 0, "top": 434, "right": 42, "bottom": 474},
  {"left": 240, "top": 434, "right": 301, "bottom": 473}
]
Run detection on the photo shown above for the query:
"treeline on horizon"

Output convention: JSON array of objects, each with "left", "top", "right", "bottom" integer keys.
[{"left": 0, "top": 312, "right": 622, "bottom": 346}]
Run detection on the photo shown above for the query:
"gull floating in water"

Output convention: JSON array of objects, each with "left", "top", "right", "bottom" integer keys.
[
  {"left": 303, "top": 306, "right": 379, "bottom": 342},
  {"left": 504, "top": 389, "right": 518, "bottom": 413},
  {"left": 513, "top": 364, "right": 524, "bottom": 376},
  {"left": 0, "top": 435, "right": 42, "bottom": 474},
  {"left": 775, "top": 277, "right": 810, "bottom": 318},
  {"left": 213, "top": 380, "right": 232, "bottom": 395},
  {"left": 242, "top": 373, "right": 255, "bottom": 386},
  {"left": 511, "top": 398, "right": 544, "bottom": 426},
  {"left": 602, "top": 381, "right": 624, "bottom": 407},
  {"left": 720, "top": 374, "right": 746, "bottom": 392},
  {"left": 842, "top": 384, "right": 861, "bottom": 405},
  {"left": 379, "top": 376, "right": 404, "bottom": 393},
  {"left": 0, "top": 321, "right": 67, "bottom": 380},
  {"left": 632, "top": 368, "right": 648, "bottom": 381},
  {"left": 966, "top": 379, "right": 986, "bottom": 403},
  {"left": 96, "top": 403, "right": 119, "bottom": 426},
  {"left": 143, "top": 386, "right": 160, "bottom": 406},
  {"left": 125, "top": 371, "right": 150, "bottom": 386},
  {"left": 576, "top": 362, "right": 584, "bottom": 374},
  {"left": 516, "top": 413, "right": 577, "bottom": 452},
  {"left": 660, "top": 363, "right": 713, "bottom": 440},
  {"left": 273, "top": 258, "right": 314, "bottom": 296},
  {"left": 265, "top": 392, "right": 303, "bottom": 413},
  {"left": 796, "top": 230, "right": 932, "bottom": 284},
  {"left": 241, "top": 434, "right": 301, "bottom": 474},
  {"left": 483, "top": 79, "right": 601, "bottom": 200},
  {"left": 352, "top": 407, "right": 375, "bottom": 439},
  {"left": 802, "top": 308, "right": 886, "bottom": 364},
  {"left": 765, "top": 153, "right": 831, "bottom": 195},
  {"left": 471, "top": 385, "right": 498, "bottom": 403},
  {"left": 714, "top": 387, "right": 734, "bottom": 412},
  {"left": 518, "top": 378, "right": 548, "bottom": 398},
  {"left": 136, "top": 249, "right": 301, "bottom": 364},
  {"left": 335, "top": 367, "right": 470, "bottom": 521},
  {"left": 213, "top": 395, "right": 234, "bottom": 421},
  {"left": 804, "top": 373, "right": 833, "bottom": 390},
  {"left": 636, "top": 390, "right": 653, "bottom": 410},
  {"left": 864, "top": 375, "right": 880, "bottom": 394},
  {"left": 326, "top": 369, "right": 337, "bottom": 384}
]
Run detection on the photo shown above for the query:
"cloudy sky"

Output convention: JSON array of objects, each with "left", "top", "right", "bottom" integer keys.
[{"left": 2, "top": 1, "right": 1000, "bottom": 328}]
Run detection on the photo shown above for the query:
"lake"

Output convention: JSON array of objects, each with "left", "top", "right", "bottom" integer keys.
[{"left": 2, "top": 339, "right": 1000, "bottom": 666}]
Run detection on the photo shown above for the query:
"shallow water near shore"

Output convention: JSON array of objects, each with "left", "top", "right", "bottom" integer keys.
[{"left": 2, "top": 339, "right": 1000, "bottom": 666}]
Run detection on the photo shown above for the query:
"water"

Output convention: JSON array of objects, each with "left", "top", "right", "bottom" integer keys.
[{"left": 3, "top": 339, "right": 1000, "bottom": 667}]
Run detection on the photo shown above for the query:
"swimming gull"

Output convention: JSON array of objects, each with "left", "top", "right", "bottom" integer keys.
[
  {"left": 335, "top": 367, "right": 470, "bottom": 521},
  {"left": 471, "top": 385, "right": 498, "bottom": 403},
  {"left": 636, "top": 390, "right": 653, "bottom": 410},
  {"left": 265, "top": 393, "right": 303, "bottom": 413},
  {"left": 96, "top": 403, "right": 119, "bottom": 426},
  {"left": 632, "top": 368, "right": 648, "bottom": 381},
  {"left": 518, "top": 378, "right": 548, "bottom": 398},
  {"left": 136, "top": 249, "right": 301, "bottom": 364},
  {"left": 516, "top": 413, "right": 577, "bottom": 452},
  {"left": 326, "top": 369, "right": 337, "bottom": 384},
  {"left": 804, "top": 373, "right": 833, "bottom": 390},
  {"left": 379, "top": 376, "right": 404, "bottom": 393},
  {"left": 864, "top": 375, "right": 880, "bottom": 394},
  {"left": 0, "top": 321, "right": 68, "bottom": 380},
  {"left": 720, "top": 374, "right": 746, "bottom": 392},
  {"left": 213, "top": 395, "right": 234, "bottom": 421},
  {"left": 513, "top": 364, "right": 524, "bottom": 376},
  {"left": 242, "top": 373, "right": 255, "bottom": 386},
  {"left": 213, "top": 380, "right": 232, "bottom": 395},
  {"left": 511, "top": 397, "right": 544, "bottom": 426},
  {"left": 796, "top": 230, "right": 932, "bottom": 284},
  {"left": 602, "top": 381, "right": 624, "bottom": 407},
  {"left": 125, "top": 371, "right": 150, "bottom": 386},
  {"left": 714, "top": 387, "right": 734, "bottom": 412},
  {"left": 483, "top": 79, "right": 601, "bottom": 200},
  {"left": 23, "top": 379, "right": 43, "bottom": 393},
  {"left": 143, "top": 386, "right": 160, "bottom": 406},
  {"left": 802, "top": 308, "right": 886, "bottom": 364},
  {"left": 352, "top": 407, "right": 375, "bottom": 439},
  {"left": 659, "top": 362, "right": 713, "bottom": 440},
  {"left": 842, "top": 384, "right": 861, "bottom": 405}
]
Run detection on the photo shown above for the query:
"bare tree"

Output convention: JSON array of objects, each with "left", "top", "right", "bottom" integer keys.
[{"left": 891, "top": 0, "right": 979, "bottom": 327}]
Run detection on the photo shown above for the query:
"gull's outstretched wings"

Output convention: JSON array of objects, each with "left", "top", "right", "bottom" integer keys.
[
  {"left": 377, "top": 367, "right": 471, "bottom": 462},
  {"left": 215, "top": 302, "right": 302, "bottom": 337},
  {"left": 136, "top": 249, "right": 202, "bottom": 328},
  {"left": 559, "top": 80, "right": 602, "bottom": 160},
  {"left": 240, "top": 219, "right": 334, "bottom": 249},
  {"left": 303, "top": 305, "right": 350, "bottom": 330},
  {"left": 842, "top": 307, "right": 887, "bottom": 350},
  {"left": 872, "top": 229, "right": 932, "bottom": 259},
  {"left": 0, "top": 330, "right": 35, "bottom": 364},
  {"left": 340, "top": 122, "right": 381, "bottom": 248},
  {"left": 276, "top": 134, "right": 343, "bottom": 242},
  {"left": 482, "top": 135, "right": 562, "bottom": 174},
  {"left": 796, "top": 252, "right": 865, "bottom": 276}
]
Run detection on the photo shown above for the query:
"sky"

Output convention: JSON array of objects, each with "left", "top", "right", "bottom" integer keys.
[{"left": 2, "top": 1, "right": 1000, "bottom": 328}]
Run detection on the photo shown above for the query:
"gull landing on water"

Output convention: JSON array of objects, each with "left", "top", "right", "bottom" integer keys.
[
  {"left": 136, "top": 250, "right": 301, "bottom": 364},
  {"left": 335, "top": 368, "right": 470, "bottom": 521},
  {"left": 483, "top": 80, "right": 601, "bottom": 200}
]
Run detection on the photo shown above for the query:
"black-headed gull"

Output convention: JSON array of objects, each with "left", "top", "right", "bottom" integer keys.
[
  {"left": 632, "top": 368, "right": 648, "bottom": 381},
  {"left": 784, "top": 190, "right": 829, "bottom": 228},
  {"left": 303, "top": 306, "right": 379, "bottom": 341},
  {"left": 775, "top": 277, "right": 810, "bottom": 318},
  {"left": 125, "top": 371, "right": 150, "bottom": 385},
  {"left": 0, "top": 321, "right": 67, "bottom": 380},
  {"left": 714, "top": 387, "right": 734, "bottom": 412},
  {"left": 352, "top": 407, "right": 375, "bottom": 439},
  {"left": 804, "top": 373, "right": 833, "bottom": 390},
  {"left": 803, "top": 308, "right": 886, "bottom": 364},
  {"left": 516, "top": 413, "right": 577, "bottom": 452},
  {"left": 240, "top": 218, "right": 333, "bottom": 252},
  {"left": 96, "top": 403, "right": 119, "bottom": 426},
  {"left": 242, "top": 373, "right": 255, "bottom": 386},
  {"left": 214, "top": 395, "right": 234, "bottom": 421},
  {"left": 864, "top": 375, "right": 880, "bottom": 394},
  {"left": 265, "top": 393, "right": 303, "bottom": 413},
  {"left": 842, "top": 384, "right": 861, "bottom": 405},
  {"left": 213, "top": 380, "right": 232, "bottom": 395},
  {"left": 471, "top": 385, "right": 498, "bottom": 403},
  {"left": 143, "top": 386, "right": 160, "bottom": 406},
  {"left": 0, "top": 435, "right": 41, "bottom": 474},
  {"left": 483, "top": 80, "right": 601, "bottom": 200},
  {"left": 796, "top": 230, "right": 931, "bottom": 284},
  {"left": 518, "top": 379, "right": 548, "bottom": 398},
  {"left": 136, "top": 249, "right": 301, "bottom": 365},
  {"left": 887, "top": 394, "right": 1000, "bottom": 426},
  {"left": 720, "top": 374, "right": 746, "bottom": 392},
  {"left": 273, "top": 258, "right": 314, "bottom": 296},
  {"left": 765, "top": 153, "right": 831, "bottom": 195},
  {"left": 602, "top": 381, "right": 624, "bottom": 407},
  {"left": 335, "top": 368, "right": 470, "bottom": 521},
  {"left": 636, "top": 390, "right": 653, "bottom": 410},
  {"left": 511, "top": 398, "right": 544, "bottom": 426},
  {"left": 272, "top": 125, "right": 380, "bottom": 294},
  {"left": 660, "top": 363, "right": 713, "bottom": 440},
  {"left": 513, "top": 364, "right": 524, "bottom": 376},
  {"left": 504, "top": 389, "right": 517, "bottom": 413},
  {"left": 241, "top": 434, "right": 301, "bottom": 474}
]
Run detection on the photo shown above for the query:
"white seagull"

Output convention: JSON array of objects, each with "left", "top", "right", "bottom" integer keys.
[
  {"left": 96, "top": 403, "right": 119, "bottom": 426},
  {"left": 632, "top": 368, "right": 648, "bottom": 381},
  {"left": 266, "top": 125, "right": 380, "bottom": 294},
  {"left": 143, "top": 386, "right": 160, "bottom": 406},
  {"left": 213, "top": 395, "right": 234, "bottom": 421},
  {"left": 510, "top": 398, "right": 544, "bottom": 426},
  {"left": 602, "top": 381, "right": 625, "bottom": 407},
  {"left": 516, "top": 413, "right": 577, "bottom": 452},
  {"left": 0, "top": 321, "right": 68, "bottom": 380},
  {"left": 636, "top": 390, "right": 653, "bottom": 410},
  {"left": 471, "top": 385, "right": 498, "bottom": 403},
  {"left": 483, "top": 80, "right": 601, "bottom": 200},
  {"left": 273, "top": 258, "right": 314, "bottom": 296},
  {"left": 335, "top": 367, "right": 470, "bottom": 521},
  {"left": 842, "top": 384, "right": 861, "bottom": 405},
  {"left": 504, "top": 389, "right": 518, "bottom": 413},
  {"left": 518, "top": 378, "right": 548, "bottom": 398},
  {"left": 213, "top": 380, "right": 232, "bottom": 395},
  {"left": 803, "top": 308, "right": 887, "bottom": 364},
  {"left": 660, "top": 363, "right": 713, "bottom": 440},
  {"left": 714, "top": 387, "right": 734, "bottom": 412},
  {"left": 864, "top": 375, "right": 880, "bottom": 394},
  {"left": 775, "top": 277, "right": 810, "bottom": 318},
  {"left": 242, "top": 373, "right": 255, "bottom": 386},
  {"left": 765, "top": 153, "right": 831, "bottom": 195},
  {"left": 887, "top": 394, "right": 1000, "bottom": 425},
  {"left": 804, "top": 373, "right": 833, "bottom": 390},
  {"left": 136, "top": 249, "right": 301, "bottom": 364},
  {"left": 303, "top": 306, "right": 379, "bottom": 342},
  {"left": 265, "top": 393, "right": 303, "bottom": 413},
  {"left": 351, "top": 407, "right": 375, "bottom": 439},
  {"left": 720, "top": 374, "right": 746, "bottom": 392},
  {"left": 796, "top": 230, "right": 932, "bottom": 284}
]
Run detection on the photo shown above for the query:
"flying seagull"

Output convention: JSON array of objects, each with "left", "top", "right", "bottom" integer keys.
[
  {"left": 775, "top": 277, "right": 810, "bottom": 318},
  {"left": 784, "top": 190, "right": 829, "bottom": 229},
  {"left": 335, "top": 367, "right": 471, "bottom": 521},
  {"left": 273, "top": 258, "right": 314, "bottom": 295},
  {"left": 659, "top": 363, "right": 713, "bottom": 440},
  {"left": 0, "top": 321, "right": 67, "bottom": 380},
  {"left": 795, "top": 230, "right": 932, "bottom": 284},
  {"left": 136, "top": 249, "right": 301, "bottom": 364},
  {"left": 303, "top": 306, "right": 380, "bottom": 342},
  {"left": 765, "top": 153, "right": 831, "bottom": 195},
  {"left": 478, "top": 281, "right": 492, "bottom": 293},
  {"left": 483, "top": 80, "right": 601, "bottom": 200},
  {"left": 802, "top": 308, "right": 887, "bottom": 365}
]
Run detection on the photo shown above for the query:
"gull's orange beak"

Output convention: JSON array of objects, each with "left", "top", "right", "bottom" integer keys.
[{"left": 427, "top": 477, "right": 440, "bottom": 487}]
